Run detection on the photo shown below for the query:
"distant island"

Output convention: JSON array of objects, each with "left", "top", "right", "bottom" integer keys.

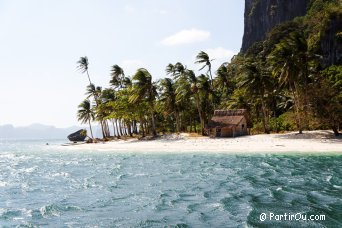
[{"left": 0, "top": 124, "right": 83, "bottom": 140}]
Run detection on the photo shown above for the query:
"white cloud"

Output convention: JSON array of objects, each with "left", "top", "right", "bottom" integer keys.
[
  {"left": 121, "top": 59, "right": 145, "bottom": 75},
  {"left": 161, "top": 28, "right": 210, "bottom": 46},
  {"left": 205, "top": 47, "right": 237, "bottom": 61}
]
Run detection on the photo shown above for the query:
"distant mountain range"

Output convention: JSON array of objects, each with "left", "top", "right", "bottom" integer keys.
[{"left": 0, "top": 124, "right": 84, "bottom": 139}]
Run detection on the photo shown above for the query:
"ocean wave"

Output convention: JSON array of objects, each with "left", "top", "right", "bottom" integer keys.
[{"left": 0, "top": 144, "right": 341, "bottom": 227}]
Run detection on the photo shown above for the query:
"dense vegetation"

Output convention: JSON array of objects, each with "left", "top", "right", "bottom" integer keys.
[{"left": 77, "top": 0, "right": 342, "bottom": 140}]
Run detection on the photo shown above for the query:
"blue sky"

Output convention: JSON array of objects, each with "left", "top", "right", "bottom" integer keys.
[{"left": 0, "top": 0, "right": 244, "bottom": 127}]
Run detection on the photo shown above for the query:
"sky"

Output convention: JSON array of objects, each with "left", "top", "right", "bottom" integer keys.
[{"left": 0, "top": 0, "right": 245, "bottom": 128}]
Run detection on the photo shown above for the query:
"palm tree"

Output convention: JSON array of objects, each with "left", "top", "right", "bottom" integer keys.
[
  {"left": 77, "top": 56, "right": 107, "bottom": 138},
  {"left": 100, "top": 88, "right": 117, "bottom": 137},
  {"left": 85, "top": 83, "right": 96, "bottom": 99},
  {"left": 166, "top": 63, "right": 175, "bottom": 76},
  {"left": 159, "top": 78, "right": 180, "bottom": 132},
  {"left": 77, "top": 56, "right": 92, "bottom": 85},
  {"left": 175, "top": 69, "right": 207, "bottom": 135},
  {"left": 238, "top": 58, "right": 273, "bottom": 133},
  {"left": 268, "top": 30, "right": 309, "bottom": 134},
  {"left": 197, "top": 73, "right": 215, "bottom": 127},
  {"left": 166, "top": 62, "right": 187, "bottom": 79},
  {"left": 165, "top": 62, "right": 189, "bottom": 131},
  {"left": 195, "top": 51, "right": 214, "bottom": 86},
  {"left": 215, "top": 63, "right": 229, "bottom": 91},
  {"left": 77, "top": 99, "right": 95, "bottom": 140},
  {"left": 110, "top": 65, "right": 125, "bottom": 89},
  {"left": 130, "top": 68, "right": 158, "bottom": 136}
]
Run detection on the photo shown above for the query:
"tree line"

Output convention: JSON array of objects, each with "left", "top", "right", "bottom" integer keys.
[{"left": 77, "top": 0, "right": 341, "bottom": 139}]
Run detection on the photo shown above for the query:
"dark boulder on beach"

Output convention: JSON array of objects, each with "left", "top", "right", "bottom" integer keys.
[{"left": 67, "top": 129, "right": 87, "bottom": 142}]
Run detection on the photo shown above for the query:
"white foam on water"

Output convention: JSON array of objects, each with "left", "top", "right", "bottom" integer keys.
[
  {"left": 326, "top": 175, "right": 332, "bottom": 182},
  {"left": 0, "top": 181, "right": 8, "bottom": 187},
  {"left": 50, "top": 172, "right": 70, "bottom": 177}
]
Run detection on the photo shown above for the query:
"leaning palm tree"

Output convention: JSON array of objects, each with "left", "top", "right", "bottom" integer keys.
[
  {"left": 195, "top": 51, "right": 214, "bottom": 86},
  {"left": 77, "top": 56, "right": 92, "bottom": 85},
  {"left": 238, "top": 58, "right": 273, "bottom": 133},
  {"left": 129, "top": 68, "right": 158, "bottom": 136},
  {"left": 77, "top": 56, "right": 107, "bottom": 138},
  {"left": 77, "top": 99, "right": 95, "bottom": 140},
  {"left": 268, "top": 30, "right": 309, "bottom": 134},
  {"left": 110, "top": 65, "right": 125, "bottom": 89},
  {"left": 166, "top": 63, "right": 175, "bottom": 76},
  {"left": 85, "top": 83, "right": 96, "bottom": 99},
  {"left": 215, "top": 63, "right": 230, "bottom": 93}
]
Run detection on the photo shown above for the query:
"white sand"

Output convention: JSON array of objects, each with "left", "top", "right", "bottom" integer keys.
[{"left": 63, "top": 130, "right": 342, "bottom": 154}]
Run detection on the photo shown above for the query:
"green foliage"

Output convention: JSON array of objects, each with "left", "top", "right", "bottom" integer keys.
[
  {"left": 269, "top": 113, "right": 297, "bottom": 132},
  {"left": 305, "top": 0, "right": 342, "bottom": 51},
  {"left": 80, "top": 129, "right": 87, "bottom": 137},
  {"left": 75, "top": 0, "right": 342, "bottom": 137},
  {"left": 322, "top": 65, "right": 342, "bottom": 92}
]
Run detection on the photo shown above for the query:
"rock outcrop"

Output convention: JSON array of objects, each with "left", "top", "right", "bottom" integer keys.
[
  {"left": 241, "top": 0, "right": 310, "bottom": 52},
  {"left": 67, "top": 129, "right": 87, "bottom": 142},
  {"left": 320, "top": 14, "right": 342, "bottom": 67}
]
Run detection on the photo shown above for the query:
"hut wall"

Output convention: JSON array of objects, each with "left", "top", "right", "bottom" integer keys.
[
  {"left": 209, "top": 127, "right": 220, "bottom": 138},
  {"left": 221, "top": 127, "right": 233, "bottom": 137},
  {"left": 236, "top": 118, "right": 248, "bottom": 136}
]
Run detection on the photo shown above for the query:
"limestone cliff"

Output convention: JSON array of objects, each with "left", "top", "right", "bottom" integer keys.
[
  {"left": 320, "top": 14, "right": 342, "bottom": 67},
  {"left": 241, "top": 0, "right": 310, "bottom": 52}
]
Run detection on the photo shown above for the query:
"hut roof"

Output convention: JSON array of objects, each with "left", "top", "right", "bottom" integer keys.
[
  {"left": 206, "top": 109, "right": 252, "bottom": 128},
  {"left": 213, "top": 109, "right": 247, "bottom": 116},
  {"left": 207, "top": 115, "right": 245, "bottom": 128}
]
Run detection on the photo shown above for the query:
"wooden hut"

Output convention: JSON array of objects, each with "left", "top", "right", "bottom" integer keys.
[{"left": 206, "top": 109, "right": 252, "bottom": 138}]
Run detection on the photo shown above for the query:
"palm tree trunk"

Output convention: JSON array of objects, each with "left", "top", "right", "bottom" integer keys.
[
  {"left": 112, "top": 120, "right": 117, "bottom": 137},
  {"left": 124, "top": 121, "right": 128, "bottom": 136},
  {"left": 115, "top": 119, "right": 120, "bottom": 137},
  {"left": 86, "top": 70, "right": 92, "bottom": 85},
  {"left": 88, "top": 119, "right": 94, "bottom": 140},
  {"left": 151, "top": 112, "right": 157, "bottom": 136},
  {"left": 332, "top": 125, "right": 340, "bottom": 136},
  {"left": 292, "top": 83, "right": 303, "bottom": 134},
  {"left": 119, "top": 119, "right": 123, "bottom": 136},
  {"left": 128, "top": 121, "right": 133, "bottom": 137},
  {"left": 209, "top": 66, "right": 213, "bottom": 87},
  {"left": 145, "top": 120, "right": 149, "bottom": 135},
  {"left": 195, "top": 96, "right": 204, "bottom": 135},
  {"left": 104, "top": 120, "right": 110, "bottom": 137},
  {"left": 133, "top": 120, "right": 138, "bottom": 134},
  {"left": 107, "top": 121, "right": 110, "bottom": 137},
  {"left": 140, "top": 117, "right": 145, "bottom": 137},
  {"left": 175, "top": 111, "right": 180, "bottom": 133},
  {"left": 94, "top": 95, "right": 104, "bottom": 139},
  {"left": 261, "top": 98, "right": 270, "bottom": 134},
  {"left": 100, "top": 120, "right": 106, "bottom": 138},
  {"left": 122, "top": 120, "right": 126, "bottom": 136}
]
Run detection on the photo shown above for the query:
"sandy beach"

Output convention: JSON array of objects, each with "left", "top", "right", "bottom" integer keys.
[{"left": 63, "top": 130, "right": 342, "bottom": 154}]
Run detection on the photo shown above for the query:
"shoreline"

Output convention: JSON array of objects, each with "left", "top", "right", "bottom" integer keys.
[{"left": 61, "top": 130, "right": 342, "bottom": 154}]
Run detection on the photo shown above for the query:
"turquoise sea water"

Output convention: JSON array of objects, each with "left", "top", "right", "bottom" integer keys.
[{"left": 0, "top": 139, "right": 341, "bottom": 227}]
